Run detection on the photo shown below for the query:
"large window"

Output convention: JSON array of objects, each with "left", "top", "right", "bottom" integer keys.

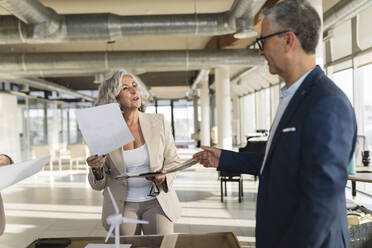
[
  {"left": 144, "top": 99, "right": 195, "bottom": 145},
  {"left": 29, "top": 99, "right": 46, "bottom": 145},
  {"left": 173, "top": 99, "right": 194, "bottom": 144},
  {"left": 255, "top": 89, "right": 271, "bottom": 131},
  {"left": 145, "top": 103, "right": 156, "bottom": 113},
  {"left": 156, "top": 100, "right": 172, "bottom": 123},
  {"left": 241, "top": 93, "right": 256, "bottom": 136},
  {"left": 360, "top": 64, "right": 372, "bottom": 149},
  {"left": 332, "top": 68, "right": 354, "bottom": 105},
  {"left": 264, "top": 88, "right": 271, "bottom": 130}
]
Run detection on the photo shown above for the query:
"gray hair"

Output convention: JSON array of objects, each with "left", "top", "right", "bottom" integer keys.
[
  {"left": 262, "top": 0, "right": 321, "bottom": 54},
  {"left": 96, "top": 69, "right": 146, "bottom": 112}
]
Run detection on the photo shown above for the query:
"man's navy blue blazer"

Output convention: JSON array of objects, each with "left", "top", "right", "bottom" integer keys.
[{"left": 218, "top": 66, "right": 357, "bottom": 248}]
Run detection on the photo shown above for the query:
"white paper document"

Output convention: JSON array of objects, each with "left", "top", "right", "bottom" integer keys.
[
  {"left": 76, "top": 103, "right": 134, "bottom": 155},
  {"left": 0, "top": 156, "right": 50, "bottom": 191},
  {"left": 85, "top": 244, "right": 131, "bottom": 248}
]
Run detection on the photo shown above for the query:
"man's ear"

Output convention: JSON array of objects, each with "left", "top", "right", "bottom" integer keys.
[{"left": 285, "top": 32, "right": 296, "bottom": 51}]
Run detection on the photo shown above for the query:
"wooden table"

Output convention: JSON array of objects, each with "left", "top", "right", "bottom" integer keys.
[
  {"left": 26, "top": 232, "right": 242, "bottom": 248},
  {"left": 348, "top": 166, "right": 372, "bottom": 198}
]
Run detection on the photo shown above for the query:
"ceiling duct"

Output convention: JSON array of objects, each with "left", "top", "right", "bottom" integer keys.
[
  {"left": 0, "top": 0, "right": 61, "bottom": 38},
  {"left": 0, "top": 49, "right": 265, "bottom": 75},
  {"left": 230, "top": 66, "right": 257, "bottom": 85},
  {"left": 4, "top": 77, "right": 95, "bottom": 102},
  {"left": 324, "top": 0, "right": 372, "bottom": 32},
  {"left": 191, "top": 69, "right": 210, "bottom": 91},
  {"left": 230, "top": 0, "right": 266, "bottom": 39},
  {"left": 0, "top": 0, "right": 265, "bottom": 44}
]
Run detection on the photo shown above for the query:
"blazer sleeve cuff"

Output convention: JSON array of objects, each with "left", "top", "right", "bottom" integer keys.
[{"left": 88, "top": 168, "right": 107, "bottom": 190}]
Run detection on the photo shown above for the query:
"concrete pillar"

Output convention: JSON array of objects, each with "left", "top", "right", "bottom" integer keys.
[
  {"left": 192, "top": 95, "right": 200, "bottom": 145},
  {"left": 67, "top": 109, "right": 71, "bottom": 144},
  {"left": 50, "top": 102, "right": 60, "bottom": 151},
  {"left": 23, "top": 98, "right": 31, "bottom": 160},
  {"left": 310, "top": 0, "right": 324, "bottom": 68},
  {"left": 215, "top": 67, "right": 232, "bottom": 150},
  {"left": 43, "top": 102, "right": 48, "bottom": 144},
  {"left": 232, "top": 97, "right": 240, "bottom": 146},
  {"left": 255, "top": 90, "right": 264, "bottom": 130},
  {"left": 200, "top": 72, "right": 210, "bottom": 147},
  {"left": 0, "top": 92, "right": 21, "bottom": 162}
]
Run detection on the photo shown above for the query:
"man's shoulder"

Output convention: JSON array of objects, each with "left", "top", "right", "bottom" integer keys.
[{"left": 309, "top": 73, "right": 350, "bottom": 104}]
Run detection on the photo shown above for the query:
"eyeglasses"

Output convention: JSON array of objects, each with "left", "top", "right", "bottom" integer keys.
[{"left": 254, "top": 30, "right": 292, "bottom": 51}]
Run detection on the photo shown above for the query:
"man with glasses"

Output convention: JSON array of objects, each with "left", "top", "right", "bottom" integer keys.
[{"left": 193, "top": 0, "right": 356, "bottom": 247}]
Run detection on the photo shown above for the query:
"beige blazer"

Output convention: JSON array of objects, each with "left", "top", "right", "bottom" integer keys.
[
  {"left": 0, "top": 194, "right": 5, "bottom": 235},
  {"left": 88, "top": 112, "right": 182, "bottom": 230}
]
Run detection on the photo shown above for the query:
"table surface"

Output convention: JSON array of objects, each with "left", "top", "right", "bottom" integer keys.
[
  {"left": 26, "top": 232, "right": 242, "bottom": 248},
  {"left": 349, "top": 166, "right": 372, "bottom": 183}
]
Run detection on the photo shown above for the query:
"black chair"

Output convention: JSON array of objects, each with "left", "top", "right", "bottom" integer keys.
[
  {"left": 219, "top": 134, "right": 268, "bottom": 203},
  {"left": 219, "top": 171, "right": 243, "bottom": 202},
  {"left": 239, "top": 135, "right": 267, "bottom": 181}
]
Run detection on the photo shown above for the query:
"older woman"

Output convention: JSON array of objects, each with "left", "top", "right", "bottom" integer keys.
[
  {"left": 0, "top": 154, "right": 13, "bottom": 235},
  {"left": 86, "top": 70, "right": 181, "bottom": 235}
]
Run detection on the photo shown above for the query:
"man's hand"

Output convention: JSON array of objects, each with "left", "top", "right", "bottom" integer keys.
[
  {"left": 193, "top": 146, "right": 221, "bottom": 168},
  {"left": 145, "top": 174, "right": 166, "bottom": 185}
]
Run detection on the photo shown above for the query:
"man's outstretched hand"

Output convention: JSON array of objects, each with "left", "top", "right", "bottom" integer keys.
[{"left": 193, "top": 146, "right": 221, "bottom": 168}]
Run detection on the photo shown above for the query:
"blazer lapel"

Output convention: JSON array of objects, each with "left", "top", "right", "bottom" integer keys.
[
  {"left": 138, "top": 112, "right": 160, "bottom": 171},
  {"left": 263, "top": 66, "right": 324, "bottom": 172}
]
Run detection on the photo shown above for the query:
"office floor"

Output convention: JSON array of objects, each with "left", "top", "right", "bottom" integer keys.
[
  {"left": 0, "top": 149, "right": 258, "bottom": 248},
  {"left": 1, "top": 148, "right": 372, "bottom": 248}
]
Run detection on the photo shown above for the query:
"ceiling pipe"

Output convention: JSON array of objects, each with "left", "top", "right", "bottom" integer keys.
[
  {"left": 230, "top": 66, "right": 257, "bottom": 85},
  {"left": 2, "top": 77, "right": 95, "bottom": 102},
  {"left": 230, "top": 0, "right": 266, "bottom": 39},
  {"left": 324, "top": 0, "right": 372, "bottom": 32},
  {"left": 0, "top": 0, "right": 61, "bottom": 38},
  {"left": 0, "top": 49, "right": 265, "bottom": 74},
  {"left": 0, "top": 0, "right": 260, "bottom": 44},
  {"left": 187, "top": 69, "right": 210, "bottom": 99},
  {"left": 191, "top": 69, "right": 210, "bottom": 91}
]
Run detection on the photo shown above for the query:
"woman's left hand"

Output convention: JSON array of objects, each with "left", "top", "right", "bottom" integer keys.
[{"left": 146, "top": 174, "right": 166, "bottom": 185}]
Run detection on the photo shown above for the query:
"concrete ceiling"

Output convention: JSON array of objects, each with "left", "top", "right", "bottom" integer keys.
[{"left": 0, "top": 0, "right": 344, "bottom": 101}]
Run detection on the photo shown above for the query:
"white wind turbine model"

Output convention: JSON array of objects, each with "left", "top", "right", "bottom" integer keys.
[{"left": 105, "top": 186, "right": 149, "bottom": 248}]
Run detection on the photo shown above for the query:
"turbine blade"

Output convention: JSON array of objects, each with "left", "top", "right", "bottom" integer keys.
[
  {"left": 105, "top": 224, "right": 114, "bottom": 243},
  {"left": 107, "top": 186, "right": 119, "bottom": 214},
  {"left": 123, "top": 217, "right": 149, "bottom": 224},
  {"left": 115, "top": 224, "right": 120, "bottom": 247}
]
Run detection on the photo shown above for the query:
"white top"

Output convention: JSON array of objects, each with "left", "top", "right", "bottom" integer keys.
[
  {"left": 260, "top": 67, "right": 315, "bottom": 174},
  {"left": 123, "top": 144, "right": 155, "bottom": 202}
]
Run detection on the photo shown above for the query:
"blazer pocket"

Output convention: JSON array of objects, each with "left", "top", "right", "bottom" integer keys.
[{"left": 282, "top": 127, "right": 296, "bottom": 133}]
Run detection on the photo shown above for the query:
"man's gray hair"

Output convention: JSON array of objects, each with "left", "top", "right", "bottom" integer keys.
[
  {"left": 262, "top": 0, "right": 321, "bottom": 54},
  {"left": 95, "top": 69, "right": 145, "bottom": 111}
]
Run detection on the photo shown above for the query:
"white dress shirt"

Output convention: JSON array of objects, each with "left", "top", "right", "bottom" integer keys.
[{"left": 260, "top": 67, "right": 315, "bottom": 174}]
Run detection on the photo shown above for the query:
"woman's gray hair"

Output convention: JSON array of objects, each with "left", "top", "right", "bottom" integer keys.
[
  {"left": 96, "top": 69, "right": 146, "bottom": 112},
  {"left": 261, "top": 0, "right": 321, "bottom": 54}
]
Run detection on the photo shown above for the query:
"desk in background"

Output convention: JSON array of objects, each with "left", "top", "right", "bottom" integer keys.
[{"left": 348, "top": 166, "right": 372, "bottom": 198}]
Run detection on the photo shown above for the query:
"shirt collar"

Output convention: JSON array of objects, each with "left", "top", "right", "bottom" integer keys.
[{"left": 280, "top": 67, "right": 315, "bottom": 99}]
